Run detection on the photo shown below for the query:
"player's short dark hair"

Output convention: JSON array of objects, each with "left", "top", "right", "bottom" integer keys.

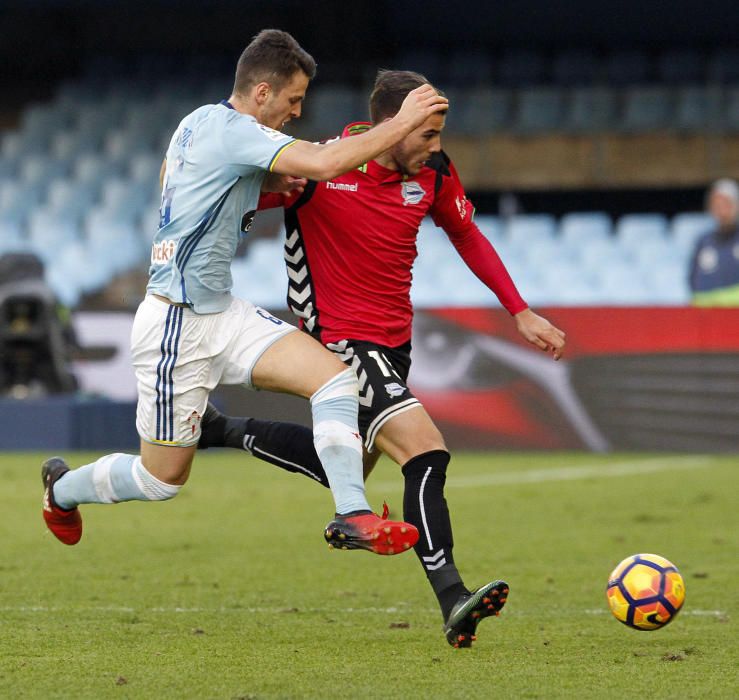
[
  {"left": 233, "top": 29, "right": 316, "bottom": 95},
  {"left": 369, "top": 69, "right": 445, "bottom": 123}
]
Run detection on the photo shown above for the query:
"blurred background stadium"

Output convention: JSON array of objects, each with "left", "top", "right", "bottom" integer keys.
[{"left": 2, "top": 0, "right": 739, "bottom": 451}]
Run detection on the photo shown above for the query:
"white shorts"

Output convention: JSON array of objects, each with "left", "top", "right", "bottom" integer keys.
[{"left": 131, "top": 295, "right": 296, "bottom": 447}]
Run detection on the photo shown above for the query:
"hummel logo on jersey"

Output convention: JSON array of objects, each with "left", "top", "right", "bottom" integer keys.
[
  {"left": 151, "top": 239, "right": 178, "bottom": 264},
  {"left": 326, "top": 181, "right": 359, "bottom": 192},
  {"left": 401, "top": 180, "right": 426, "bottom": 205},
  {"left": 385, "top": 382, "right": 406, "bottom": 398}
]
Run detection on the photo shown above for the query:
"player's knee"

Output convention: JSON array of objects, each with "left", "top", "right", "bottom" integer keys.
[
  {"left": 311, "top": 367, "right": 358, "bottom": 405},
  {"left": 134, "top": 457, "right": 183, "bottom": 501}
]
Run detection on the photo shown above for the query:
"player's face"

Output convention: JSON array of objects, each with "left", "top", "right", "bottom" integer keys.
[
  {"left": 709, "top": 191, "right": 739, "bottom": 231},
  {"left": 389, "top": 112, "right": 446, "bottom": 176},
  {"left": 262, "top": 71, "right": 310, "bottom": 130}
]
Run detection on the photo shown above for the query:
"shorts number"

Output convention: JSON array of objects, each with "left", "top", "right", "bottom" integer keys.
[{"left": 367, "top": 350, "right": 399, "bottom": 379}]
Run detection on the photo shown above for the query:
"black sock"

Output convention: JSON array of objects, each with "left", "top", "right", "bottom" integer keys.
[
  {"left": 199, "top": 408, "right": 329, "bottom": 488},
  {"left": 402, "top": 450, "right": 468, "bottom": 620}
]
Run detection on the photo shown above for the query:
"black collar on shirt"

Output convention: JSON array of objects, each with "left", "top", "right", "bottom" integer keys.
[{"left": 220, "top": 99, "right": 235, "bottom": 110}]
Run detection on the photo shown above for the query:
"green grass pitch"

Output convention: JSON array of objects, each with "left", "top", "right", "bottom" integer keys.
[{"left": 2, "top": 450, "right": 737, "bottom": 699}]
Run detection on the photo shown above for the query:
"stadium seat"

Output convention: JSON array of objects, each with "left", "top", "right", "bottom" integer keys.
[
  {"left": 443, "top": 88, "right": 511, "bottom": 135},
  {"left": 20, "top": 155, "right": 70, "bottom": 192},
  {"left": 0, "top": 221, "right": 24, "bottom": 255},
  {"left": 674, "top": 86, "right": 723, "bottom": 132},
  {"left": 670, "top": 212, "right": 714, "bottom": 253},
  {"left": 563, "top": 88, "right": 617, "bottom": 133},
  {"left": 577, "top": 238, "right": 632, "bottom": 270},
  {"left": 596, "top": 263, "right": 652, "bottom": 304},
  {"left": 723, "top": 87, "right": 739, "bottom": 132},
  {"left": 504, "top": 215, "right": 557, "bottom": 249},
  {"left": 615, "top": 214, "right": 669, "bottom": 250},
  {"left": 514, "top": 88, "right": 565, "bottom": 133},
  {"left": 474, "top": 214, "right": 504, "bottom": 245},
  {"left": 45, "top": 179, "right": 97, "bottom": 223},
  {"left": 299, "top": 86, "right": 365, "bottom": 139},
  {"left": 0, "top": 181, "right": 43, "bottom": 225},
  {"left": 28, "top": 209, "right": 81, "bottom": 264},
  {"left": 621, "top": 87, "right": 674, "bottom": 132},
  {"left": 559, "top": 212, "right": 613, "bottom": 247},
  {"left": 648, "top": 261, "right": 691, "bottom": 304}
]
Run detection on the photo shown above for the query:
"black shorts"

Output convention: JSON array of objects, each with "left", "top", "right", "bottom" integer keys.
[{"left": 325, "top": 339, "right": 422, "bottom": 451}]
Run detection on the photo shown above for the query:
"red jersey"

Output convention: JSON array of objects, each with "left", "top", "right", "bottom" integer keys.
[{"left": 260, "top": 122, "right": 527, "bottom": 346}]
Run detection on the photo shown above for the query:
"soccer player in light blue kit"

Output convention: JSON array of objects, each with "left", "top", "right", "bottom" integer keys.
[{"left": 41, "top": 30, "right": 448, "bottom": 554}]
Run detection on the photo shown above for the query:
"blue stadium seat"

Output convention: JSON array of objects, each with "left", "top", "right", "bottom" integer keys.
[
  {"left": 621, "top": 87, "right": 674, "bottom": 132},
  {"left": 45, "top": 179, "right": 97, "bottom": 223},
  {"left": 505, "top": 214, "right": 557, "bottom": 248},
  {"left": 596, "top": 263, "right": 652, "bottom": 304},
  {"left": 0, "top": 220, "right": 24, "bottom": 255},
  {"left": 723, "top": 87, "right": 739, "bottom": 132},
  {"left": 20, "top": 155, "right": 70, "bottom": 192},
  {"left": 444, "top": 88, "right": 511, "bottom": 135},
  {"left": 28, "top": 209, "right": 80, "bottom": 264},
  {"left": 648, "top": 261, "right": 691, "bottom": 304},
  {"left": 559, "top": 212, "right": 613, "bottom": 247},
  {"left": 563, "top": 88, "right": 616, "bottom": 133},
  {"left": 674, "top": 86, "right": 723, "bottom": 132},
  {"left": 300, "top": 86, "right": 365, "bottom": 138},
  {"left": 50, "top": 129, "right": 101, "bottom": 160},
  {"left": 670, "top": 212, "right": 714, "bottom": 253},
  {"left": 474, "top": 214, "right": 504, "bottom": 245},
  {"left": 615, "top": 214, "right": 669, "bottom": 250},
  {"left": 0, "top": 181, "right": 43, "bottom": 225},
  {"left": 577, "top": 238, "right": 632, "bottom": 270},
  {"left": 514, "top": 88, "right": 565, "bottom": 133}
]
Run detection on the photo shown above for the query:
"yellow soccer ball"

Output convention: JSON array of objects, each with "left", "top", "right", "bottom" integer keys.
[{"left": 606, "top": 553, "right": 686, "bottom": 630}]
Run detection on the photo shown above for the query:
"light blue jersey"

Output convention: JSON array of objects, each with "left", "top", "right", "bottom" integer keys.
[{"left": 147, "top": 101, "right": 295, "bottom": 313}]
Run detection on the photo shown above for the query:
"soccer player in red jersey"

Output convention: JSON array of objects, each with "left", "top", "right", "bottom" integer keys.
[{"left": 200, "top": 70, "right": 566, "bottom": 647}]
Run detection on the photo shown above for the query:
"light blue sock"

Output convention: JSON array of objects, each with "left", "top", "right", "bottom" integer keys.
[
  {"left": 53, "top": 453, "right": 181, "bottom": 509},
  {"left": 311, "top": 369, "right": 370, "bottom": 515}
]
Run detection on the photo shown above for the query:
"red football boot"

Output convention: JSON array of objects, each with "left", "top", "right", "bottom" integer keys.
[
  {"left": 42, "top": 457, "right": 82, "bottom": 545},
  {"left": 323, "top": 502, "right": 419, "bottom": 555}
]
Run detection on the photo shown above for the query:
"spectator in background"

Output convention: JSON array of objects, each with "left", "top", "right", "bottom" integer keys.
[{"left": 689, "top": 178, "right": 739, "bottom": 305}]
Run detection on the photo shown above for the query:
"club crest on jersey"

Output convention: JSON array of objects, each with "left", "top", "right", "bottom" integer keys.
[
  {"left": 151, "top": 239, "right": 178, "bottom": 264},
  {"left": 401, "top": 181, "right": 426, "bottom": 206},
  {"left": 385, "top": 382, "right": 406, "bottom": 398}
]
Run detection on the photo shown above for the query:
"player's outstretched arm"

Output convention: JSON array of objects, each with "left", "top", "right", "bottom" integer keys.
[
  {"left": 514, "top": 308, "right": 566, "bottom": 360},
  {"left": 272, "top": 85, "right": 448, "bottom": 181}
]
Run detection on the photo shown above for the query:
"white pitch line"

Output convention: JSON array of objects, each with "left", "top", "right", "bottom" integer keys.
[
  {"left": 373, "top": 456, "right": 718, "bottom": 492},
  {"left": 0, "top": 606, "right": 726, "bottom": 617}
]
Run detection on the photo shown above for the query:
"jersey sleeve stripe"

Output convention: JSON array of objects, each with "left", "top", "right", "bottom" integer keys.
[{"left": 268, "top": 139, "right": 298, "bottom": 172}]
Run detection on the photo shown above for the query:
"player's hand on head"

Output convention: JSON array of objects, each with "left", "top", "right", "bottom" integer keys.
[
  {"left": 396, "top": 84, "right": 449, "bottom": 130},
  {"left": 261, "top": 172, "right": 307, "bottom": 196},
  {"left": 514, "top": 308, "right": 566, "bottom": 360}
]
